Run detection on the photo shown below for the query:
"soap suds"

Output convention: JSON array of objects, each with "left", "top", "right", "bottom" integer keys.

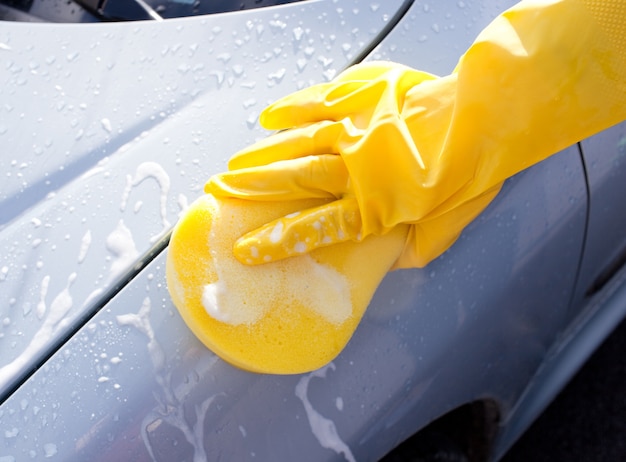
[
  {"left": 116, "top": 297, "right": 164, "bottom": 373},
  {"left": 249, "top": 246, "right": 259, "bottom": 259},
  {"left": 0, "top": 273, "right": 76, "bottom": 392},
  {"left": 106, "top": 220, "right": 139, "bottom": 281},
  {"left": 77, "top": 230, "right": 92, "bottom": 264},
  {"left": 36, "top": 275, "right": 50, "bottom": 319},
  {"left": 200, "top": 196, "right": 352, "bottom": 326},
  {"left": 121, "top": 162, "right": 172, "bottom": 238},
  {"left": 269, "top": 221, "right": 284, "bottom": 243},
  {"left": 295, "top": 363, "right": 355, "bottom": 462},
  {"left": 202, "top": 283, "right": 232, "bottom": 324},
  {"left": 118, "top": 297, "right": 220, "bottom": 462}
]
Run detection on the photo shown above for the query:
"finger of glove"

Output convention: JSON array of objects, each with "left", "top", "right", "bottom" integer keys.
[
  {"left": 258, "top": 80, "right": 372, "bottom": 130},
  {"left": 255, "top": 63, "right": 400, "bottom": 131},
  {"left": 232, "top": 198, "right": 363, "bottom": 265},
  {"left": 261, "top": 65, "right": 438, "bottom": 130},
  {"left": 206, "top": 154, "right": 349, "bottom": 200},
  {"left": 333, "top": 61, "right": 416, "bottom": 82},
  {"left": 227, "top": 119, "right": 349, "bottom": 170}
]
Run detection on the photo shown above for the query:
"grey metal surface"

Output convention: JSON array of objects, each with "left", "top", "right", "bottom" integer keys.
[
  {"left": 492, "top": 120, "right": 626, "bottom": 460},
  {"left": 2, "top": 1, "right": 622, "bottom": 461},
  {"left": 0, "top": 0, "right": 408, "bottom": 399},
  {"left": 493, "top": 246, "right": 626, "bottom": 460},
  {"left": 0, "top": 145, "right": 587, "bottom": 462},
  {"left": 574, "top": 124, "right": 626, "bottom": 304}
]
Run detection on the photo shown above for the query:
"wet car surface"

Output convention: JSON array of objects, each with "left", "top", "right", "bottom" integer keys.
[{"left": 1, "top": 1, "right": 626, "bottom": 460}]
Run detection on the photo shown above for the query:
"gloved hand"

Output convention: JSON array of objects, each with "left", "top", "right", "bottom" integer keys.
[
  {"left": 207, "top": 0, "right": 626, "bottom": 269},
  {"left": 208, "top": 62, "right": 469, "bottom": 268}
]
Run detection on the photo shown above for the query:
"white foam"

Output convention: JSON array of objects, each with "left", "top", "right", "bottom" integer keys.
[
  {"left": 77, "top": 230, "right": 92, "bottom": 264},
  {"left": 199, "top": 196, "right": 352, "bottom": 326},
  {"left": 202, "top": 283, "right": 232, "bottom": 324},
  {"left": 295, "top": 364, "right": 355, "bottom": 462},
  {"left": 0, "top": 273, "right": 76, "bottom": 392},
  {"left": 106, "top": 220, "right": 138, "bottom": 281},
  {"left": 121, "top": 162, "right": 171, "bottom": 236},
  {"left": 269, "top": 220, "right": 284, "bottom": 243},
  {"left": 36, "top": 275, "right": 50, "bottom": 319},
  {"left": 116, "top": 297, "right": 164, "bottom": 373}
]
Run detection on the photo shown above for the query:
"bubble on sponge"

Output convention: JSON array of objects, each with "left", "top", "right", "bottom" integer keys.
[{"left": 200, "top": 195, "right": 352, "bottom": 326}]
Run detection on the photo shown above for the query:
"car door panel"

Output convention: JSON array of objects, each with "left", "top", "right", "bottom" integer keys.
[{"left": 574, "top": 123, "right": 626, "bottom": 305}]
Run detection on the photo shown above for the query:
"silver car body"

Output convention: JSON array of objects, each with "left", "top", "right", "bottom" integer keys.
[{"left": 1, "top": 0, "right": 626, "bottom": 460}]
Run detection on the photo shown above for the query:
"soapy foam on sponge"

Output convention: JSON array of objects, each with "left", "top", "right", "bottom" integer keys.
[
  {"left": 166, "top": 194, "right": 407, "bottom": 374},
  {"left": 201, "top": 195, "right": 352, "bottom": 326}
]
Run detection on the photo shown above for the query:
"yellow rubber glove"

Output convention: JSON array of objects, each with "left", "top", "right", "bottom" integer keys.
[{"left": 207, "top": 0, "right": 626, "bottom": 269}]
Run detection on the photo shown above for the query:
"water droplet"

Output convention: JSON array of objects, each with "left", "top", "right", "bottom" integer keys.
[
  {"left": 292, "top": 27, "right": 304, "bottom": 42},
  {"left": 232, "top": 64, "right": 244, "bottom": 77},
  {"left": 210, "top": 70, "right": 225, "bottom": 87},
  {"left": 267, "top": 68, "right": 286, "bottom": 84},
  {"left": 269, "top": 19, "right": 287, "bottom": 31},
  {"left": 43, "top": 443, "right": 57, "bottom": 458},
  {"left": 101, "top": 118, "right": 112, "bottom": 133},
  {"left": 242, "top": 98, "right": 256, "bottom": 109},
  {"left": 322, "top": 69, "right": 337, "bottom": 81},
  {"left": 246, "top": 112, "right": 259, "bottom": 128},
  {"left": 177, "top": 63, "right": 191, "bottom": 74},
  {"left": 317, "top": 56, "right": 334, "bottom": 68},
  {"left": 217, "top": 52, "right": 231, "bottom": 63}
]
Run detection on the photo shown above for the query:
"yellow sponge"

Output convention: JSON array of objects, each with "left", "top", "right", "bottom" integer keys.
[{"left": 166, "top": 194, "right": 408, "bottom": 374}]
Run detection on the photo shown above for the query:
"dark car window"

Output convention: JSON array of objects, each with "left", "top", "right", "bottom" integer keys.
[{"left": 0, "top": 0, "right": 309, "bottom": 22}]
